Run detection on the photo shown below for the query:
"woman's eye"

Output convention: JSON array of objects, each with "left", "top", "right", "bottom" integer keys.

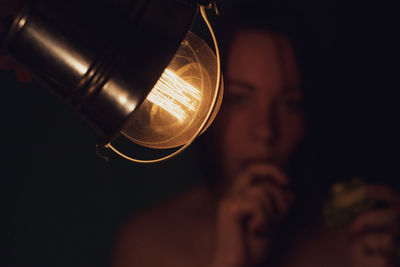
[
  {"left": 225, "top": 81, "right": 255, "bottom": 108},
  {"left": 280, "top": 90, "right": 304, "bottom": 112},
  {"left": 283, "top": 97, "right": 303, "bottom": 111},
  {"left": 225, "top": 92, "right": 250, "bottom": 107}
]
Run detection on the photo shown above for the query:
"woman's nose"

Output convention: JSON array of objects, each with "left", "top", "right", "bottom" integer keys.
[{"left": 250, "top": 101, "right": 278, "bottom": 143}]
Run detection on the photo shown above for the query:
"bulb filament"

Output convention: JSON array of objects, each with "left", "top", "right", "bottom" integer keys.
[{"left": 146, "top": 69, "right": 201, "bottom": 121}]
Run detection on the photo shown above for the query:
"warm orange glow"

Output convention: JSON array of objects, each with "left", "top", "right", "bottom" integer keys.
[
  {"left": 146, "top": 68, "right": 201, "bottom": 122},
  {"left": 121, "top": 29, "right": 220, "bottom": 150}
]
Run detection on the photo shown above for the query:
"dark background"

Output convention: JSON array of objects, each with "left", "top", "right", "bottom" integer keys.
[{"left": 1, "top": 0, "right": 398, "bottom": 266}]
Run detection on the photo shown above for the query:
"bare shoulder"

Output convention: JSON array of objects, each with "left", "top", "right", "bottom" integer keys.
[
  {"left": 111, "top": 205, "right": 176, "bottom": 267},
  {"left": 112, "top": 184, "right": 214, "bottom": 267}
]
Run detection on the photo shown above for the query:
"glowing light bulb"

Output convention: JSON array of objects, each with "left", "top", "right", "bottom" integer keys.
[
  {"left": 121, "top": 31, "right": 221, "bottom": 149},
  {"left": 146, "top": 68, "right": 201, "bottom": 122}
]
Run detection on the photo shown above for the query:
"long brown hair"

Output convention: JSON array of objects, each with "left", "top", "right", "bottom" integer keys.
[{"left": 197, "top": 1, "right": 317, "bottom": 192}]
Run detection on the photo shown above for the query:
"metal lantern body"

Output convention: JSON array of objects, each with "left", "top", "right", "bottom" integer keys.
[{"left": 6, "top": 0, "right": 215, "bottom": 148}]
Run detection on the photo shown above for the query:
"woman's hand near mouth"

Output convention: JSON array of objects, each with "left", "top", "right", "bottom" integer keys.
[{"left": 210, "top": 163, "right": 294, "bottom": 267}]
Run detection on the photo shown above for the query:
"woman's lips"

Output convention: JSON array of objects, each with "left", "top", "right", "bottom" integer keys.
[{"left": 242, "top": 157, "right": 278, "bottom": 167}]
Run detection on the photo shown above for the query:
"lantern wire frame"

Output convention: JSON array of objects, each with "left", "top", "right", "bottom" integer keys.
[{"left": 103, "top": 4, "right": 222, "bottom": 163}]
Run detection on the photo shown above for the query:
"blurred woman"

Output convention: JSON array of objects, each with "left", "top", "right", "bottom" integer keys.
[
  {"left": 112, "top": 3, "right": 399, "bottom": 267},
  {"left": 113, "top": 3, "right": 308, "bottom": 267},
  {"left": 2, "top": 1, "right": 398, "bottom": 266}
]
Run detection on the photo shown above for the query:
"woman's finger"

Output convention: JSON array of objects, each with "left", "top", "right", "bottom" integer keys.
[
  {"left": 219, "top": 196, "right": 265, "bottom": 226},
  {"left": 232, "top": 163, "right": 289, "bottom": 194},
  {"left": 367, "top": 185, "right": 400, "bottom": 207},
  {"left": 250, "top": 184, "right": 294, "bottom": 215},
  {"left": 349, "top": 209, "right": 399, "bottom": 235},
  {"left": 351, "top": 232, "right": 395, "bottom": 254},
  {"left": 349, "top": 232, "right": 396, "bottom": 267},
  {"left": 244, "top": 186, "right": 273, "bottom": 221}
]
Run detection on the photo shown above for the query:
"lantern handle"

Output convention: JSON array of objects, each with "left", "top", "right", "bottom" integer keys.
[{"left": 102, "top": 4, "right": 222, "bottom": 164}]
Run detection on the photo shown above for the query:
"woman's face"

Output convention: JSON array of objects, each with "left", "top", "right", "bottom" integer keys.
[{"left": 218, "top": 29, "right": 305, "bottom": 183}]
